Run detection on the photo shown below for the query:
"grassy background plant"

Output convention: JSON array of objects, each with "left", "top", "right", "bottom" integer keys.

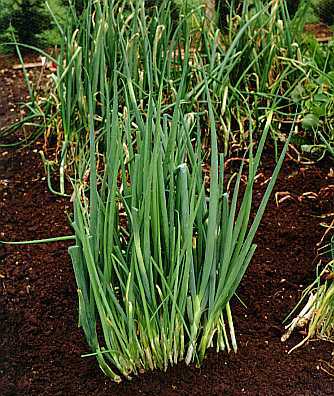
[{"left": 5, "top": 0, "right": 309, "bottom": 192}]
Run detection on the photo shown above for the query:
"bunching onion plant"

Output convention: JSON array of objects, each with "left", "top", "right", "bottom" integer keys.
[
  {"left": 1, "top": 0, "right": 300, "bottom": 381},
  {"left": 282, "top": 255, "right": 334, "bottom": 352},
  {"left": 69, "top": 66, "right": 290, "bottom": 382},
  {"left": 62, "top": 0, "right": 292, "bottom": 381}
]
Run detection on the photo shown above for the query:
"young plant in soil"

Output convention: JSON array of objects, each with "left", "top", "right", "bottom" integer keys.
[
  {"left": 61, "top": 1, "right": 292, "bottom": 380},
  {"left": 68, "top": 72, "right": 290, "bottom": 381},
  {"left": 1, "top": 0, "right": 304, "bottom": 382}
]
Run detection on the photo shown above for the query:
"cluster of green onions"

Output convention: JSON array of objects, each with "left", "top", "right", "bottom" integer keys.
[
  {"left": 2, "top": 0, "right": 333, "bottom": 377},
  {"left": 282, "top": 241, "right": 334, "bottom": 352},
  {"left": 3, "top": 0, "right": 306, "bottom": 382},
  {"left": 58, "top": 0, "right": 295, "bottom": 381}
]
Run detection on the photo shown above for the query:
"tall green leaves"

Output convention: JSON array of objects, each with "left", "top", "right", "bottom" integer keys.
[
  {"left": 63, "top": 1, "right": 292, "bottom": 381},
  {"left": 0, "top": 0, "right": 294, "bottom": 382}
]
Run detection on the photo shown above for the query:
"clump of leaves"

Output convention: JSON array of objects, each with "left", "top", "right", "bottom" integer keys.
[
  {"left": 289, "top": 36, "right": 334, "bottom": 158},
  {"left": 0, "top": 0, "right": 51, "bottom": 48},
  {"left": 293, "top": 75, "right": 334, "bottom": 157},
  {"left": 314, "top": 0, "right": 334, "bottom": 26}
]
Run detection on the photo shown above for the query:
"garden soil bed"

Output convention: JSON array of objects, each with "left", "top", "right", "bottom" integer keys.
[{"left": 1, "top": 55, "right": 334, "bottom": 396}]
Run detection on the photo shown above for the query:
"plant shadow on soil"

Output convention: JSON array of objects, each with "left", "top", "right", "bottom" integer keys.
[{"left": 1, "top": 54, "right": 334, "bottom": 396}]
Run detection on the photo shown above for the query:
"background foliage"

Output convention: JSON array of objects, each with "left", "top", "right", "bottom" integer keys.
[
  {"left": 0, "top": 0, "right": 65, "bottom": 51},
  {"left": 0, "top": 0, "right": 332, "bottom": 52}
]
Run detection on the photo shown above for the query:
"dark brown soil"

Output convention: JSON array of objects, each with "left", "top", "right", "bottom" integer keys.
[
  {"left": 304, "top": 23, "right": 333, "bottom": 42},
  {"left": 1, "top": 55, "right": 334, "bottom": 396}
]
